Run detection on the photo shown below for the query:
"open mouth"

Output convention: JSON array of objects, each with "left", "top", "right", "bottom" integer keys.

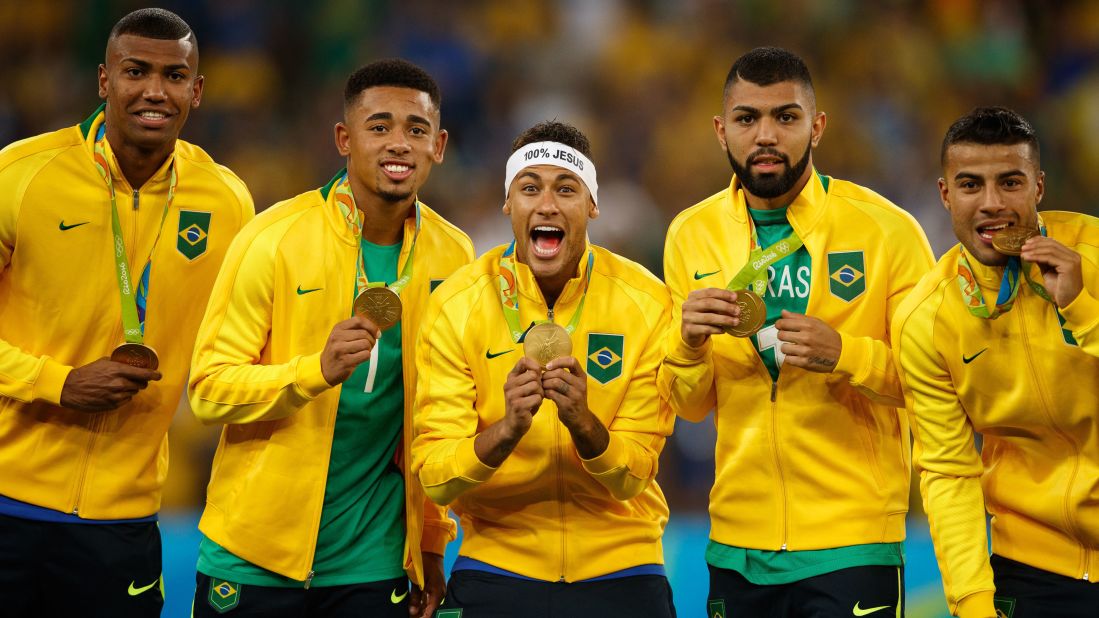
[
  {"left": 134, "top": 110, "right": 172, "bottom": 128},
  {"left": 530, "top": 225, "right": 565, "bottom": 258},
  {"left": 977, "top": 221, "right": 1013, "bottom": 243},
  {"left": 381, "top": 161, "right": 413, "bottom": 181}
]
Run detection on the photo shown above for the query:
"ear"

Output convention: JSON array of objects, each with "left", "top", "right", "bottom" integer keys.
[
  {"left": 1035, "top": 170, "right": 1045, "bottom": 206},
  {"left": 334, "top": 122, "right": 350, "bottom": 157},
  {"left": 98, "top": 64, "right": 108, "bottom": 99},
  {"left": 938, "top": 177, "right": 951, "bottom": 212},
  {"left": 502, "top": 199, "right": 511, "bottom": 216},
  {"left": 713, "top": 114, "right": 728, "bottom": 152},
  {"left": 190, "top": 74, "right": 204, "bottom": 109},
  {"left": 432, "top": 128, "right": 448, "bottom": 164},
  {"left": 810, "top": 111, "right": 827, "bottom": 147},
  {"left": 588, "top": 197, "right": 599, "bottom": 220}
]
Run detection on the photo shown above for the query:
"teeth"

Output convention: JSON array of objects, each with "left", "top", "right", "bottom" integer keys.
[
  {"left": 138, "top": 111, "right": 166, "bottom": 119},
  {"left": 533, "top": 226, "right": 562, "bottom": 233},
  {"left": 384, "top": 164, "right": 409, "bottom": 173}
]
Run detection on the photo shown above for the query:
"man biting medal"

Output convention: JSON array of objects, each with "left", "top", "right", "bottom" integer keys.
[{"left": 412, "top": 121, "right": 677, "bottom": 618}]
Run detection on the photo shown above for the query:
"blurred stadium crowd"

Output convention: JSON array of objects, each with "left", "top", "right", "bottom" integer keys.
[{"left": 2, "top": 0, "right": 1098, "bottom": 516}]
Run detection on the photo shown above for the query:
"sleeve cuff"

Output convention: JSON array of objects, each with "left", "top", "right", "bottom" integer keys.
[
  {"left": 34, "top": 357, "right": 73, "bottom": 405},
  {"left": 667, "top": 335, "right": 711, "bottom": 364},
  {"left": 294, "top": 352, "right": 332, "bottom": 399},
  {"left": 955, "top": 590, "right": 996, "bottom": 618},
  {"left": 834, "top": 330, "right": 870, "bottom": 381},
  {"left": 419, "top": 519, "right": 456, "bottom": 555},
  {"left": 1059, "top": 288, "right": 1099, "bottom": 336},
  {"left": 580, "top": 432, "right": 627, "bottom": 475},
  {"left": 456, "top": 437, "right": 498, "bottom": 483}
]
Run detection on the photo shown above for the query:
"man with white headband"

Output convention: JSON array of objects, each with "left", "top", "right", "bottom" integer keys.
[{"left": 412, "top": 120, "right": 676, "bottom": 617}]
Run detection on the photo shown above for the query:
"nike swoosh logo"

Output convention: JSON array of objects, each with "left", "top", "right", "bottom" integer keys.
[
  {"left": 962, "top": 348, "right": 988, "bottom": 364},
  {"left": 391, "top": 588, "right": 409, "bottom": 604},
  {"left": 59, "top": 221, "right": 89, "bottom": 231},
  {"left": 694, "top": 269, "right": 721, "bottom": 280},
  {"left": 486, "top": 348, "right": 515, "bottom": 359},
  {"left": 852, "top": 602, "right": 890, "bottom": 616},
  {"left": 128, "top": 579, "right": 158, "bottom": 596},
  {"left": 296, "top": 285, "right": 323, "bottom": 295}
]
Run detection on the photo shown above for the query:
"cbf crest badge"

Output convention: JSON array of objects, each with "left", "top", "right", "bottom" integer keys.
[
  {"left": 587, "top": 333, "right": 624, "bottom": 384},
  {"left": 178, "top": 210, "right": 211, "bottom": 260},
  {"left": 827, "top": 250, "right": 866, "bottom": 302}
]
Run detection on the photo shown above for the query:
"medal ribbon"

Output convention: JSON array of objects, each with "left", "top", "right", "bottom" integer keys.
[
  {"left": 956, "top": 225, "right": 1052, "bottom": 319},
  {"left": 498, "top": 241, "right": 595, "bottom": 343},
  {"left": 93, "top": 123, "right": 176, "bottom": 343},
  {"left": 331, "top": 171, "right": 420, "bottom": 297},
  {"left": 725, "top": 216, "right": 803, "bottom": 296}
]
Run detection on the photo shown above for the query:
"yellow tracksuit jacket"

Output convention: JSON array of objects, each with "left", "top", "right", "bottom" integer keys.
[
  {"left": 661, "top": 172, "right": 934, "bottom": 552},
  {"left": 188, "top": 181, "right": 473, "bottom": 585},
  {"left": 893, "top": 211, "right": 1099, "bottom": 617},
  {"left": 0, "top": 109, "right": 253, "bottom": 519},
  {"left": 412, "top": 244, "right": 673, "bottom": 582}
]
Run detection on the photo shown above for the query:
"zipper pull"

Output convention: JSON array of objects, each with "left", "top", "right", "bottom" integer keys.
[
  {"left": 547, "top": 308, "right": 554, "bottom": 320},
  {"left": 770, "top": 382, "right": 778, "bottom": 402},
  {"left": 304, "top": 570, "right": 315, "bottom": 589},
  {"left": 132, "top": 190, "right": 139, "bottom": 210}
]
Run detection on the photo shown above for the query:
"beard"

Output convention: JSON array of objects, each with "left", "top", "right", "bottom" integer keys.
[
  {"left": 378, "top": 188, "right": 414, "bottom": 203},
  {"left": 727, "top": 141, "right": 812, "bottom": 199}
]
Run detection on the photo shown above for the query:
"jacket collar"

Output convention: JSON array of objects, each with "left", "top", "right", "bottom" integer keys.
[
  {"left": 81, "top": 103, "right": 177, "bottom": 193},
  {"left": 725, "top": 168, "right": 829, "bottom": 237},
  {"left": 510, "top": 239, "right": 595, "bottom": 309},
  {"left": 319, "top": 169, "right": 420, "bottom": 267}
]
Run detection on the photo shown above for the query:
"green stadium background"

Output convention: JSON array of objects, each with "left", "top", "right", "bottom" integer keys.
[{"left": 4, "top": 1, "right": 1098, "bottom": 615}]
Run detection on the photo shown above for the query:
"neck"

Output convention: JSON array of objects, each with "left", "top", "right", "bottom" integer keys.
[
  {"left": 349, "top": 175, "right": 413, "bottom": 246},
  {"left": 105, "top": 126, "right": 173, "bottom": 190},
  {"left": 537, "top": 276, "right": 567, "bottom": 309}
]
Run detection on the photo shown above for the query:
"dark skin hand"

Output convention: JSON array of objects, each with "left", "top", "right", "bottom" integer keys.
[
  {"left": 680, "top": 288, "right": 742, "bottom": 348},
  {"left": 474, "top": 356, "right": 543, "bottom": 468},
  {"left": 775, "top": 310, "right": 842, "bottom": 372},
  {"left": 59, "top": 358, "right": 161, "bottom": 412},
  {"left": 1020, "top": 235, "right": 1085, "bottom": 308},
  {"left": 320, "top": 316, "right": 381, "bottom": 385},
  {"left": 409, "top": 552, "right": 445, "bottom": 617},
  {"left": 542, "top": 356, "right": 609, "bottom": 459}
]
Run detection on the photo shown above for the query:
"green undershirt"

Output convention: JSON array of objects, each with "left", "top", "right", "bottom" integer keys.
[{"left": 198, "top": 238, "right": 407, "bottom": 587}]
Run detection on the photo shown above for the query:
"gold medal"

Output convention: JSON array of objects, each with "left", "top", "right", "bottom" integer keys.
[
  {"left": 992, "top": 226, "right": 1039, "bottom": 256},
  {"left": 353, "top": 286, "right": 402, "bottom": 332},
  {"left": 523, "top": 322, "right": 573, "bottom": 367},
  {"left": 724, "top": 289, "right": 767, "bottom": 337},
  {"left": 110, "top": 343, "right": 159, "bottom": 370}
]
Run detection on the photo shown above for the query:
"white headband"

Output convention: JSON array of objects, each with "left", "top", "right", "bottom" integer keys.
[{"left": 504, "top": 141, "right": 598, "bottom": 205}]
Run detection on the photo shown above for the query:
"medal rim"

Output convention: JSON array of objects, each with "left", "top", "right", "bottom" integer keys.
[
  {"left": 992, "top": 226, "right": 1039, "bottom": 256},
  {"left": 353, "top": 287, "right": 402, "bottom": 331},
  {"left": 110, "top": 342, "right": 160, "bottom": 370},
  {"left": 724, "top": 289, "right": 767, "bottom": 338}
]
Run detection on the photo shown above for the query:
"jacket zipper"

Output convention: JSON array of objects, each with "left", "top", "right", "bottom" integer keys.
[
  {"left": 304, "top": 570, "right": 315, "bottom": 589},
  {"left": 546, "top": 306, "right": 567, "bottom": 580},
  {"left": 1017, "top": 301, "right": 1087, "bottom": 576},
  {"left": 69, "top": 413, "right": 105, "bottom": 516},
  {"left": 769, "top": 378, "right": 788, "bottom": 549}
]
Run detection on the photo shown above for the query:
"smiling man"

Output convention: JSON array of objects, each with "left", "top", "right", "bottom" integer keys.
[
  {"left": 893, "top": 107, "right": 1099, "bottom": 618},
  {"left": 660, "top": 47, "right": 934, "bottom": 617},
  {"left": 0, "top": 8, "right": 253, "bottom": 616},
  {"left": 188, "top": 60, "right": 472, "bottom": 617},
  {"left": 412, "top": 121, "right": 675, "bottom": 618}
]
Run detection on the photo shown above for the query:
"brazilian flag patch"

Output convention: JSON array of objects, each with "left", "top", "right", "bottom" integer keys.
[
  {"left": 177, "top": 210, "right": 211, "bottom": 260},
  {"left": 707, "top": 599, "right": 727, "bottom": 618},
  {"left": 208, "top": 579, "right": 240, "bottom": 613},
  {"left": 435, "top": 610, "right": 463, "bottom": 618},
  {"left": 586, "top": 333, "right": 624, "bottom": 384},
  {"left": 827, "top": 250, "right": 866, "bottom": 302},
  {"left": 993, "top": 596, "right": 1016, "bottom": 617}
]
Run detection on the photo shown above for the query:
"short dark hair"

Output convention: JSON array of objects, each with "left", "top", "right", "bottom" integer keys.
[
  {"left": 940, "top": 106, "right": 1040, "bottom": 167},
  {"left": 511, "top": 121, "right": 593, "bottom": 160},
  {"left": 344, "top": 59, "right": 441, "bottom": 110},
  {"left": 724, "top": 46, "right": 814, "bottom": 101},
  {"left": 109, "top": 8, "right": 194, "bottom": 42}
]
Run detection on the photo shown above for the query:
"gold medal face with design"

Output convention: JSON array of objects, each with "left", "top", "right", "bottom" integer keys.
[
  {"left": 724, "top": 289, "right": 767, "bottom": 337},
  {"left": 353, "top": 287, "right": 402, "bottom": 332},
  {"left": 110, "top": 343, "right": 160, "bottom": 370},
  {"left": 523, "top": 322, "right": 573, "bottom": 367},
  {"left": 992, "top": 226, "right": 1039, "bottom": 256}
]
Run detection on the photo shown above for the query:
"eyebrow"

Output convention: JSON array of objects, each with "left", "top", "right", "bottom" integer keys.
[
  {"left": 730, "top": 103, "right": 804, "bottom": 115},
  {"left": 953, "top": 169, "right": 1027, "bottom": 181},
  {"left": 517, "top": 171, "right": 581, "bottom": 183},
  {"left": 120, "top": 57, "right": 190, "bottom": 72},
  {"left": 363, "top": 112, "right": 434, "bottom": 129}
]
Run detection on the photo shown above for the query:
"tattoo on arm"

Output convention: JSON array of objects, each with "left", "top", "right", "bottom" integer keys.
[{"left": 809, "top": 356, "right": 836, "bottom": 368}]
